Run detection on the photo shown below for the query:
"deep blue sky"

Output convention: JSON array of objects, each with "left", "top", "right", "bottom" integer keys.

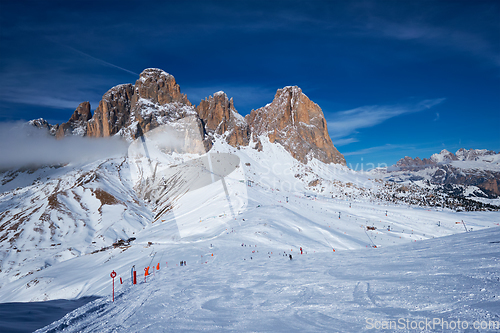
[{"left": 1, "top": 0, "right": 499, "bottom": 167}]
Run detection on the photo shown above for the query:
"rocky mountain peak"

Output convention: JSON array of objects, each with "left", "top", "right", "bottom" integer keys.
[
  {"left": 430, "top": 149, "right": 457, "bottom": 163},
  {"left": 28, "top": 118, "right": 59, "bottom": 136},
  {"left": 87, "top": 84, "right": 134, "bottom": 138},
  {"left": 455, "top": 148, "right": 496, "bottom": 161},
  {"left": 133, "top": 68, "right": 191, "bottom": 106},
  {"left": 28, "top": 69, "right": 346, "bottom": 166},
  {"left": 398, "top": 148, "right": 499, "bottom": 169},
  {"left": 69, "top": 101, "right": 92, "bottom": 122},
  {"left": 246, "top": 86, "right": 346, "bottom": 165},
  {"left": 56, "top": 102, "right": 92, "bottom": 139},
  {"left": 393, "top": 149, "right": 500, "bottom": 198},
  {"left": 196, "top": 91, "right": 249, "bottom": 149}
]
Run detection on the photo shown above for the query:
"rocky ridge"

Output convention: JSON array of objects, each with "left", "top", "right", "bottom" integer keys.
[
  {"left": 30, "top": 68, "right": 345, "bottom": 165},
  {"left": 197, "top": 91, "right": 250, "bottom": 150},
  {"left": 55, "top": 102, "right": 92, "bottom": 139},
  {"left": 387, "top": 148, "right": 500, "bottom": 198}
]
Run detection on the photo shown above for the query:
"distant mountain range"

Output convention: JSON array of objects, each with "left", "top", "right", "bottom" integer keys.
[{"left": 375, "top": 148, "right": 500, "bottom": 200}]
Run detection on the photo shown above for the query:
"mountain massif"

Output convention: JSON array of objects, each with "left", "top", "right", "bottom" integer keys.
[
  {"left": 27, "top": 68, "right": 499, "bottom": 205},
  {"left": 31, "top": 68, "right": 345, "bottom": 166},
  {"left": 1, "top": 68, "right": 499, "bottom": 313}
]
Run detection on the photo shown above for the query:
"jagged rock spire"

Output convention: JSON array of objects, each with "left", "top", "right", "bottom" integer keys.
[{"left": 246, "top": 86, "right": 346, "bottom": 165}]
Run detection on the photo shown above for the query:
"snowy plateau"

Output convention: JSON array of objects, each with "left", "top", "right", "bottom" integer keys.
[{"left": 0, "top": 125, "right": 499, "bottom": 332}]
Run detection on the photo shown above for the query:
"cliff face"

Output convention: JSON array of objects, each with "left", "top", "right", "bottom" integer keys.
[
  {"left": 56, "top": 102, "right": 92, "bottom": 139},
  {"left": 132, "top": 68, "right": 191, "bottom": 106},
  {"left": 246, "top": 86, "right": 346, "bottom": 165},
  {"left": 30, "top": 69, "right": 346, "bottom": 165},
  {"left": 87, "top": 69, "right": 197, "bottom": 139},
  {"left": 87, "top": 84, "right": 134, "bottom": 138},
  {"left": 196, "top": 91, "right": 249, "bottom": 149},
  {"left": 130, "top": 69, "right": 198, "bottom": 136}
]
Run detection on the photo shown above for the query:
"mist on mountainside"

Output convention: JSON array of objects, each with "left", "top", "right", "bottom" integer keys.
[{"left": 0, "top": 122, "right": 128, "bottom": 170}]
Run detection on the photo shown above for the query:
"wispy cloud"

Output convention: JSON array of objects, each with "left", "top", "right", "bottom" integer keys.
[
  {"left": 342, "top": 143, "right": 410, "bottom": 156},
  {"left": 332, "top": 137, "right": 359, "bottom": 147},
  {"left": 46, "top": 38, "right": 139, "bottom": 76},
  {"left": 327, "top": 98, "right": 445, "bottom": 143},
  {"left": 0, "top": 87, "right": 82, "bottom": 110},
  {"left": 356, "top": 7, "right": 500, "bottom": 67},
  {"left": 0, "top": 122, "right": 128, "bottom": 169}
]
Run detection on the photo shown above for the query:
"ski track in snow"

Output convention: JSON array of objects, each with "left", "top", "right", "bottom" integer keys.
[{"left": 36, "top": 228, "right": 500, "bottom": 332}]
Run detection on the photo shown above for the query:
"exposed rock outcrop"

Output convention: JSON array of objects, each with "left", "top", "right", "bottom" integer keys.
[
  {"left": 56, "top": 102, "right": 92, "bottom": 139},
  {"left": 87, "top": 69, "right": 197, "bottom": 140},
  {"left": 28, "top": 118, "right": 59, "bottom": 136},
  {"left": 456, "top": 148, "right": 496, "bottom": 161},
  {"left": 132, "top": 68, "right": 191, "bottom": 106},
  {"left": 130, "top": 69, "right": 197, "bottom": 137},
  {"left": 196, "top": 91, "right": 249, "bottom": 149},
  {"left": 396, "top": 149, "right": 498, "bottom": 170},
  {"left": 246, "top": 86, "right": 345, "bottom": 165},
  {"left": 87, "top": 84, "right": 134, "bottom": 138}
]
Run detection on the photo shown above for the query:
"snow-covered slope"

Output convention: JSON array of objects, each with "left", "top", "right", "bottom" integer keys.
[
  {"left": 0, "top": 157, "right": 151, "bottom": 292},
  {"left": 1, "top": 129, "right": 499, "bottom": 332},
  {"left": 35, "top": 226, "right": 500, "bottom": 333},
  {"left": 1, "top": 133, "right": 498, "bottom": 302}
]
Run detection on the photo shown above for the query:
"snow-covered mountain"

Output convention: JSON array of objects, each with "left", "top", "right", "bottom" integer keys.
[
  {"left": 1, "top": 69, "right": 499, "bottom": 331},
  {"left": 1, "top": 132, "right": 499, "bottom": 332},
  {"left": 373, "top": 149, "right": 500, "bottom": 204}
]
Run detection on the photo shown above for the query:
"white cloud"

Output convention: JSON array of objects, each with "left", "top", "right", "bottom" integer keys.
[
  {"left": 327, "top": 98, "right": 445, "bottom": 142},
  {"left": 0, "top": 88, "right": 82, "bottom": 110},
  {"left": 0, "top": 122, "right": 128, "bottom": 169},
  {"left": 332, "top": 137, "right": 359, "bottom": 147},
  {"left": 342, "top": 144, "right": 409, "bottom": 156}
]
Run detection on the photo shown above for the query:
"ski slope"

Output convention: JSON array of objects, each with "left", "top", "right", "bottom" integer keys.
[
  {"left": 0, "top": 133, "right": 499, "bottom": 332},
  {"left": 36, "top": 226, "right": 500, "bottom": 332}
]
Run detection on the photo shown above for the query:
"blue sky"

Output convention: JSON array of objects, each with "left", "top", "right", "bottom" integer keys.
[{"left": 0, "top": 0, "right": 498, "bottom": 167}]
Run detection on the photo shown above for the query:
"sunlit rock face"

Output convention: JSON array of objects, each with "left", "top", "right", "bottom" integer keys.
[
  {"left": 87, "top": 69, "right": 197, "bottom": 140},
  {"left": 87, "top": 84, "right": 135, "bottom": 138},
  {"left": 246, "top": 86, "right": 346, "bottom": 165},
  {"left": 196, "top": 91, "right": 250, "bottom": 150},
  {"left": 56, "top": 102, "right": 92, "bottom": 139},
  {"left": 32, "top": 69, "right": 346, "bottom": 166}
]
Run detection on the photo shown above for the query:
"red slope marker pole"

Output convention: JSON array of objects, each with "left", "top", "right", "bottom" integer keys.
[{"left": 110, "top": 271, "right": 117, "bottom": 302}]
